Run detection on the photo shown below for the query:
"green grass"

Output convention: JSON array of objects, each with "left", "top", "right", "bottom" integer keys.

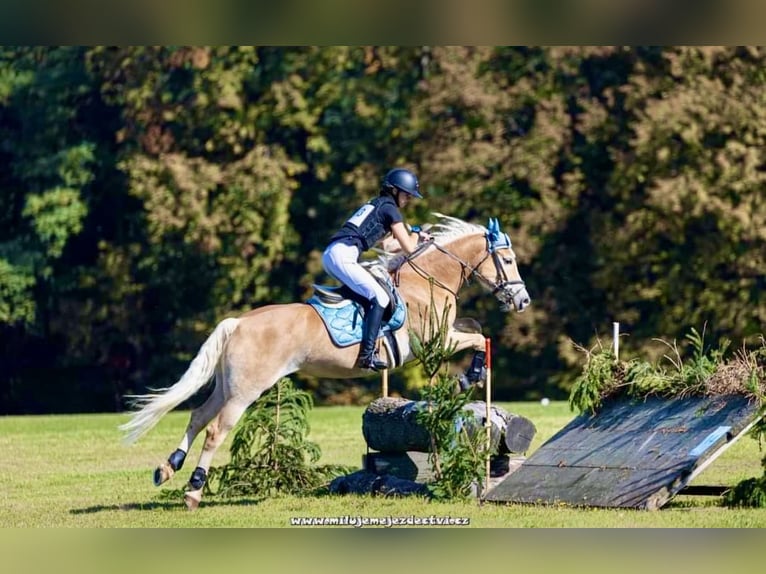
[{"left": 1, "top": 401, "right": 764, "bottom": 527}]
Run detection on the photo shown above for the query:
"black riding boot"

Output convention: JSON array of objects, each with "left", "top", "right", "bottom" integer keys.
[{"left": 356, "top": 303, "right": 388, "bottom": 371}]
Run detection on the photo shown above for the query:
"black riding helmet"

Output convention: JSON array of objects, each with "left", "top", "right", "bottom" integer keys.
[{"left": 381, "top": 168, "right": 422, "bottom": 199}]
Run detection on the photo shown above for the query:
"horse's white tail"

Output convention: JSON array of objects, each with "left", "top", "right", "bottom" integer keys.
[{"left": 119, "top": 317, "right": 240, "bottom": 445}]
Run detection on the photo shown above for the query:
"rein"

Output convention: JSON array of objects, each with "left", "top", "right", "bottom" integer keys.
[
  {"left": 396, "top": 240, "right": 466, "bottom": 300},
  {"left": 395, "top": 237, "right": 525, "bottom": 304}
]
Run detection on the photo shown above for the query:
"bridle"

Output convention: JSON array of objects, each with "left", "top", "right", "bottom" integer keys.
[{"left": 398, "top": 229, "right": 527, "bottom": 310}]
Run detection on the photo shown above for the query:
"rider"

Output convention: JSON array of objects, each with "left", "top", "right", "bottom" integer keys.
[{"left": 322, "top": 167, "right": 430, "bottom": 371}]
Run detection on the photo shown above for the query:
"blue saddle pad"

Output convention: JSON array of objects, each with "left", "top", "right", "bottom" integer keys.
[{"left": 307, "top": 293, "right": 407, "bottom": 348}]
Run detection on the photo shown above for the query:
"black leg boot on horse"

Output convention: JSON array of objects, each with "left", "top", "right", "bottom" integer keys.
[{"left": 356, "top": 301, "right": 388, "bottom": 371}]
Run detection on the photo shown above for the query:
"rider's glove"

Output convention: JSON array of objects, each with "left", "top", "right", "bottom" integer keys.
[{"left": 411, "top": 225, "right": 432, "bottom": 242}]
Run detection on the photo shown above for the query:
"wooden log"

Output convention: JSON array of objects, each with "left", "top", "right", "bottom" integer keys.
[
  {"left": 504, "top": 413, "right": 538, "bottom": 454},
  {"left": 364, "top": 451, "right": 434, "bottom": 482},
  {"left": 364, "top": 451, "right": 520, "bottom": 482},
  {"left": 361, "top": 397, "right": 431, "bottom": 453},
  {"left": 361, "top": 397, "right": 536, "bottom": 454},
  {"left": 329, "top": 470, "right": 431, "bottom": 497}
]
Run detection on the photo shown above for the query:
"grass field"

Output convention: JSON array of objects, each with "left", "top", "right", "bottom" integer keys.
[{"left": 1, "top": 400, "right": 765, "bottom": 528}]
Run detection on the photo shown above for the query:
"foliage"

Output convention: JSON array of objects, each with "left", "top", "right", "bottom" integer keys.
[
  {"left": 5, "top": 47, "right": 766, "bottom": 412},
  {"left": 0, "top": 259, "right": 36, "bottom": 324},
  {"left": 568, "top": 347, "right": 618, "bottom": 415},
  {"left": 569, "top": 327, "right": 766, "bottom": 415},
  {"left": 723, "top": 453, "right": 766, "bottom": 508},
  {"left": 409, "top": 285, "right": 458, "bottom": 381},
  {"left": 0, "top": 47, "right": 97, "bottom": 328},
  {"left": 203, "top": 377, "right": 352, "bottom": 499},
  {"left": 724, "top": 401, "right": 766, "bottom": 508},
  {"left": 410, "top": 297, "right": 487, "bottom": 500}
]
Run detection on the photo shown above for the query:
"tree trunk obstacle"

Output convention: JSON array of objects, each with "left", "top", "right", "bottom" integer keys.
[
  {"left": 361, "top": 396, "right": 536, "bottom": 455},
  {"left": 329, "top": 397, "right": 536, "bottom": 497}
]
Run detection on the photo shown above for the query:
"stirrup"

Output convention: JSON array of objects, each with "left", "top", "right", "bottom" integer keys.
[{"left": 356, "top": 353, "right": 388, "bottom": 371}]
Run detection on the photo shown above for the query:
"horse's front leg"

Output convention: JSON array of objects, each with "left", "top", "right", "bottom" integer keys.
[
  {"left": 446, "top": 328, "right": 489, "bottom": 389},
  {"left": 446, "top": 328, "right": 486, "bottom": 354}
]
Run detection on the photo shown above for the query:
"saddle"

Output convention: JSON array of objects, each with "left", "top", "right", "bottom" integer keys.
[{"left": 306, "top": 264, "right": 407, "bottom": 354}]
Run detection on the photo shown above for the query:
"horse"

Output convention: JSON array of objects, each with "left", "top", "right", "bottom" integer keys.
[{"left": 119, "top": 213, "right": 531, "bottom": 509}]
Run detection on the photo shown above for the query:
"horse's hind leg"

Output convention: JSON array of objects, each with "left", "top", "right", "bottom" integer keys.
[
  {"left": 183, "top": 397, "right": 250, "bottom": 510},
  {"left": 153, "top": 368, "right": 225, "bottom": 487},
  {"left": 179, "top": 306, "right": 310, "bottom": 509}
]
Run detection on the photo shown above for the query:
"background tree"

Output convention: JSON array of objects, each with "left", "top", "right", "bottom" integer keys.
[{"left": 1, "top": 46, "right": 765, "bottom": 413}]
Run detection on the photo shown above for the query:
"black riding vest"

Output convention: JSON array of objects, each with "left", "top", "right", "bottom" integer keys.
[{"left": 330, "top": 195, "right": 399, "bottom": 251}]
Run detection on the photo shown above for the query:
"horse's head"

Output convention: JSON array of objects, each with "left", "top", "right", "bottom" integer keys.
[
  {"left": 470, "top": 217, "right": 531, "bottom": 312},
  {"left": 380, "top": 214, "right": 531, "bottom": 312},
  {"left": 412, "top": 214, "right": 531, "bottom": 312}
]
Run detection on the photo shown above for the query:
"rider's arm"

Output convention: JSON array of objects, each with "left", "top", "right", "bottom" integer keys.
[{"left": 390, "top": 221, "right": 420, "bottom": 255}]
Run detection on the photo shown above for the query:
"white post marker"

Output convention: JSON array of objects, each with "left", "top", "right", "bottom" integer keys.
[
  {"left": 613, "top": 321, "right": 620, "bottom": 362},
  {"left": 484, "top": 337, "right": 492, "bottom": 497}
]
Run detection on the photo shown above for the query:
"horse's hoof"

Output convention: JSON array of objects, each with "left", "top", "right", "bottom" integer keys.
[
  {"left": 184, "top": 488, "right": 202, "bottom": 511},
  {"left": 153, "top": 462, "right": 174, "bottom": 486}
]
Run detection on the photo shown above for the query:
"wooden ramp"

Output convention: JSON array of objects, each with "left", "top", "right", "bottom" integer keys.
[{"left": 485, "top": 394, "right": 763, "bottom": 510}]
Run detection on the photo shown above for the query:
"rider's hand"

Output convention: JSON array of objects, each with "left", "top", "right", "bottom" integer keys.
[
  {"left": 418, "top": 231, "right": 433, "bottom": 243},
  {"left": 410, "top": 225, "right": 433, "bottom": 245}
]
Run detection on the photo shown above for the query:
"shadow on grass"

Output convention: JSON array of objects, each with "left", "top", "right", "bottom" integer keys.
[{"left": 69, "top": 496, "right": 269, "bottom": 514}]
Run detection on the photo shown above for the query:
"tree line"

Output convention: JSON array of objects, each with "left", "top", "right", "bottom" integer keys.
[{"left": 1, "top": 46, "right": 764, "bottom": 413}]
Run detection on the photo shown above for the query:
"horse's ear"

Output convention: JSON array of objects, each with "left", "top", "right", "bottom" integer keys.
[{"left": 487, "top": 218, "right": 497, "bottom": 235}]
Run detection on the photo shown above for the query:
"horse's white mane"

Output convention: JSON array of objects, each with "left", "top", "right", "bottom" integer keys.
[{"left": 373, "top": 212, "right": 487, "bottom": 271}]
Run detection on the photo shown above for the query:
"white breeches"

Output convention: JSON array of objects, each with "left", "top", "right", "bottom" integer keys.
[{"left": 322, "top": 242, "right": 390, "bottom": 308}]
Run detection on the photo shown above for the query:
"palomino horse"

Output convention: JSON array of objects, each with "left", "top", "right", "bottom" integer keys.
[{"left": 119, "top": 214, "right": 531, "bottom": 509}]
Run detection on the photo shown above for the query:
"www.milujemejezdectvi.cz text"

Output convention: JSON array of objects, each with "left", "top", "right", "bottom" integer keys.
[{"left": 289, "top": 515, "right": 470, "bottom": 527}]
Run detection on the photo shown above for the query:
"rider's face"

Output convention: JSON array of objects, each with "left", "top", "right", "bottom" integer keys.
[{"left": 397, "top": 191, "right": 410, "bottom": 207}]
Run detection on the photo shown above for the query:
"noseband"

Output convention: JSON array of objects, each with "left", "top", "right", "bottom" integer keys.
[{"left": 462, "top": 236, "right": 527, "bottom": 310}]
